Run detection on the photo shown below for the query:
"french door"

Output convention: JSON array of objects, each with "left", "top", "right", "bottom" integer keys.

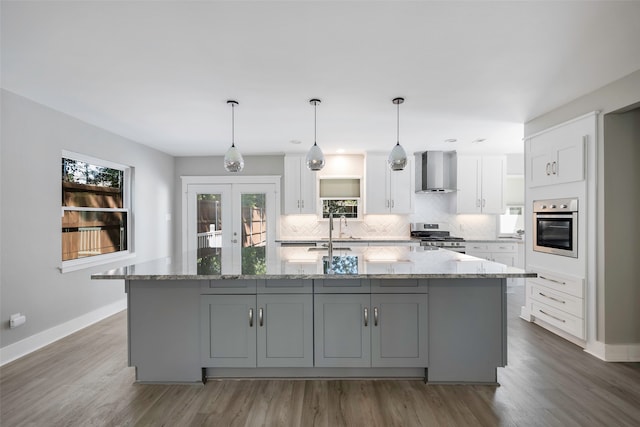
[{"left": 184, "top": 178, "right": 279, "bottom": 275}]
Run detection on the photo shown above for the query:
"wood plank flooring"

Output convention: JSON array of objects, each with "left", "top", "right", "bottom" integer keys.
[{"left": 2, "top": 286, "right": 640, "bottom": 426}]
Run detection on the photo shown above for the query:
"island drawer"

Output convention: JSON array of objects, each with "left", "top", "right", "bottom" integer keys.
[
  {"left": 203, "top": 279, "right": 257, "bottom": 294},
  {"left": 370, "top": 279, "right": 427, "bottom": 293},
  {"left": 257, "top": 279, "right": 312, "bottom": 294},
  {"left": 314, "top": 279, "right": 370, "bottom": 294}
]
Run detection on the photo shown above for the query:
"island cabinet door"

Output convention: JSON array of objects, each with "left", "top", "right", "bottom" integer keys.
[
  {"left": 256, "top": 294, "right": 313, "bottom": 367},
  {"left": 371, "top": 294, "right": 428, "bottom": 368},
  {"left": 314, "top": 294, "right": 371, "bottom": 368},
  {"left": 201, "top": 295, "right": 257, "bottom": 368}
]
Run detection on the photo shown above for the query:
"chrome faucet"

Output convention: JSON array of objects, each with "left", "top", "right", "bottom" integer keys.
[{"left": 326, "top": 212, "right": 335, "bottom": 274}]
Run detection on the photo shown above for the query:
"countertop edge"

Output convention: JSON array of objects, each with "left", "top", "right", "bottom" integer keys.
[{"left": 92, "top": 272, "right": 537, "bottom": 280}]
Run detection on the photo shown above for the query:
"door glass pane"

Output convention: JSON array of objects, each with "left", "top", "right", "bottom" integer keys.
[
  {"left": 241, "top": 193, "right": 267, "bottom": 275},
  {"left": 197, "top": 194, "right": 222, "bottom": 274}
]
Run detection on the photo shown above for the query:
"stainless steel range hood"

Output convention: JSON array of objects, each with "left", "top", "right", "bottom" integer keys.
[{"left": 414, "top": 151, "right": 457, "bottom": 193}]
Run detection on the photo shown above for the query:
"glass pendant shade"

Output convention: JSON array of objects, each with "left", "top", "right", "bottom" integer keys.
[
  {"left": 306, "top": 98, "right": 325, "bottom": 171},
  {"left": 306, "top": 142, "right": 325, "bottom": 171},
  {"left": 223, "top": 99, "right": 244, "bottom": 173},
  {"left": 388, "top": 97, "right": 407, "bottom": 171},
  {"left": 388, "top": 142, "right": 408, "bottom": 171},
  {"left": 224, "top": 143, "right": 244, "bottom": 172}
]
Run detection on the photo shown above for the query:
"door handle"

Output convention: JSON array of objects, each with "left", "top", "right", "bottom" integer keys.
[
  {"left": 259, "top": 307, "right": 264, "bottom": 327},
  {"left": 364, "top": 307, "right": 368, "bottom": 327},
  {"left": 249, "top": 308, "right": 254, "bottom": 327},
  {"left": 374, "top": 307, "right": 379, "bottom": 326}
]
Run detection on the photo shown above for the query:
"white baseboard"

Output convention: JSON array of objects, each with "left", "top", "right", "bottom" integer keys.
[
  {"left": 585, "top": 341, "right": 640, "bottom": 362},
  {"left": 0, "top": 298, "right": 127, "bottom": 366}
]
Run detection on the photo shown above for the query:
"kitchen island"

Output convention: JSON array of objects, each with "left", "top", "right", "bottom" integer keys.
[{"left": 92, "top": 246, "right": 535, "bottom": 384}]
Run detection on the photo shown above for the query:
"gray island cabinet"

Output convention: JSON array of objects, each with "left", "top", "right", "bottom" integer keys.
[{"left": 93, "top": 247, "right": 535, "bottom": 384}]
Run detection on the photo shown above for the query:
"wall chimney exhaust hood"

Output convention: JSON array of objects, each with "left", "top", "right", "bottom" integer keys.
[{"left": 414, "top": 151, "right": 457, "bottom": 193}]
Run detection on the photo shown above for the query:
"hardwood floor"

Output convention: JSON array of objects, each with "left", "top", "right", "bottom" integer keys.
[{"left": 2, "top": 286, "right": 640, "bottom": 426}]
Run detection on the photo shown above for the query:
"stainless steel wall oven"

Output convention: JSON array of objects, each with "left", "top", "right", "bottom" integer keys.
[{"left": 533, "top": 198, "right": 578, "bottom": 258}]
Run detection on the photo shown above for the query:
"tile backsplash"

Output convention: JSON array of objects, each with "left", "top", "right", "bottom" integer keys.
[{"left": 280, "top": 193, "right": 498, "bottom": 240}]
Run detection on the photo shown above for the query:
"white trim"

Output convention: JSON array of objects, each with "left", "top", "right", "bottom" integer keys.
[
  {"left": 0, "top": 298, "right": 127, "bottom": 366},
  {"left": 60, "top": 251, "right": 136, "bottom": 273},
  {"left": 585, "top": 341, "right": 640, "bottom": 362},
  {"left": 525, "top": 111, "right": 600, "bottom": 139}
]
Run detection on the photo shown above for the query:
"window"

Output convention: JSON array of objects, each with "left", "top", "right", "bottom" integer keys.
[
  {"left": 498, "top": 206, "right": 524, "bottom": 237},
  {"left": 61, "top": 152, "right": 132, "bottom": 271}
]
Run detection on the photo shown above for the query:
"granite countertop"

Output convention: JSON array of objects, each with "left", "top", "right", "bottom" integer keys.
[
  {"left": 277, "top": 237, "right": 418, "bottom": 244},
  {"left": 92, "top": 246, "right": 536, "bottom": 280},
  {"left": 466, "top": 238, "right": 525, "bottom": 243}
]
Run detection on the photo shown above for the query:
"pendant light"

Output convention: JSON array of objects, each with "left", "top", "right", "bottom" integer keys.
[
  {"left": 388, "top": 97, "right": 408, "bottom": 171},
  {"left": 224, "top": 100, "right": 244, "bottom": 173},
  {"left": 306, "top": 98, "right": 325, "bottom": 171}
]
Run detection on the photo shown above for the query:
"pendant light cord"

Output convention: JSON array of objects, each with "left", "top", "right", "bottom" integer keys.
[
  {"left": 314, "top": 101, "right": 317, "bottom": 146},
  {"left": 231, "top": 102, "right": 235, "bottom": 147},
  {"left": 396, "top": 101, "right": 400, "bottom": 145}
]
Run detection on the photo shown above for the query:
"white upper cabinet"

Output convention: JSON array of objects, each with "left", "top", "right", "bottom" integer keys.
[
  {"left": 456, "top": 155, "right": 505, "bottom": 214},
  {"left": 527, "top": 122, "right": 586, "bottom": 188},
  {"left": 365, "top": 154, "right": 414, "bottom": 214},
  {"left": 283, "top": 155, "right": 317, "bottom": 214}
]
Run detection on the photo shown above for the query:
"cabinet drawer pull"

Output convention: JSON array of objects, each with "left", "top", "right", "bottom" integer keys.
[
  {"left": 538, "top": 309, "right": 566, "bottom": 323},
  {"left": 259, "top": 307, "right": 264, "bottom": 327},
  {"left": 364, "top": 307, "right": 369, "bottom": 327},
  {"left": 374, "top": 307, "right": 379, "bottom": 326},
  {"left": 538, "top": 292, "right": 565, "bottom": 304},
  {"left": 538, "top": 275, "right": 566, "bottom": 286},
  {"left": 249, "top": 308, "right": 254, "bottom": 327}
]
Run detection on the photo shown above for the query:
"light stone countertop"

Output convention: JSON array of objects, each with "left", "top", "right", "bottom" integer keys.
[{"left": 92, "top": 246, "right": 535, "bottom": 280}]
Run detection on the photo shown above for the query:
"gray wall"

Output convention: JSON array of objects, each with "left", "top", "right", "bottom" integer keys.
[
  {"left": 524, "top": 69, "right": 640, "bottom": 344},
  {"left": 0, "top": 90, "right": 175, "bottom": 348},
  {"left": 603, "top": 108, "right": 640, "bottom": 343},
  {"left": 173, "top": 155, "right": 284, "bottom": 254}
]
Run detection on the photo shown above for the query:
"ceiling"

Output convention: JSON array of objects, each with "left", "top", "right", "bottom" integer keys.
[{"left": 3, "top": 1, "right": 640, "bottom": 157}]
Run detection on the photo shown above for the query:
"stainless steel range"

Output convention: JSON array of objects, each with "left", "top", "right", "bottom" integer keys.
[{"left": 410, "top": 223, "right": 466, "bottom": 253}]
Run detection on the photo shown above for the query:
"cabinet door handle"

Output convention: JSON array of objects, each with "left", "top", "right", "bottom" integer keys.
[
  {"left": 297, "top": 200, "right": 300, "bottom": 208},
  {"left": 538, "top": 275, "right": 566, "bottom": 286},
  {"left": 301, "top": 200, "right": 304, "bottom": 208},
  {"left": 249, "top": 308, "right": 254, "bottom": 327},
  {"left": 538, "top": 292, "right": 566, "bottom": 304},
  {"left": 259, "top": 307, "right": 264, "bottom": 327},
  {"left": 364, "top": 307, "right": 369, "bottom": 327},
  {"left": 552, "top": 161, "right": 557, "bottom": 175},
  {"left": 538, "top": 309, "right": 566, "bottom": 323},
  {"left": 374, "top": 307, "right": 379, "bottom": 326},
  {"left": 385, "top": 200, "right": 390, "bottom": 208},
  {"left": 391, "top": 200, "right": 395, "bottom": 208},
  {"left": 546, "top": 162, "right": 551, "bottom": 175},
  {"left": 476, "top": 199, "right": 481, "bottom": 207},
  {"left": 482, "top": 199, "right": 486, "bottom": 207}
]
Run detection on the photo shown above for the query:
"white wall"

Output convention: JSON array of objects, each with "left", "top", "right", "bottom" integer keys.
[{"left": 0, "top": 90, "right": 174, "bottom": 356}]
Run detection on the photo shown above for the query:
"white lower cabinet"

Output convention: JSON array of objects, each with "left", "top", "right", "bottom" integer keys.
[
  {"left": 314, "top": 291, "right": 428, "bottom": 368},
  {"left": 526, "top": 267, "right": 585, "bottom": 339},
  {"left": 466, "top": 242, "right": 518, "bottom": 266},
  {"left": 201, "top": 292, "right": 314, "bottom": 368}
]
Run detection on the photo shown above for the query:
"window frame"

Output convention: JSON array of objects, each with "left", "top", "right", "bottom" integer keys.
[{"left": 60, "top": 150, "right": 134, "bottom": 273}]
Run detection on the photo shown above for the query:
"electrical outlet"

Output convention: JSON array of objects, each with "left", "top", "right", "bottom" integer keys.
[{"left": 9, "top": 313, "right": 26, "bottom": 329}]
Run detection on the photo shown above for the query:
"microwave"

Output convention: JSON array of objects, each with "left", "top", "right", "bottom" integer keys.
[{"left": 533, "top": 198, "right": 578, "bottom": 258}]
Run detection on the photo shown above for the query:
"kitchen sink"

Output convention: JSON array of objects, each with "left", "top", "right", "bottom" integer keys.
[{"left": 308, "top": 247, "right": 352, "bottom": 251}]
